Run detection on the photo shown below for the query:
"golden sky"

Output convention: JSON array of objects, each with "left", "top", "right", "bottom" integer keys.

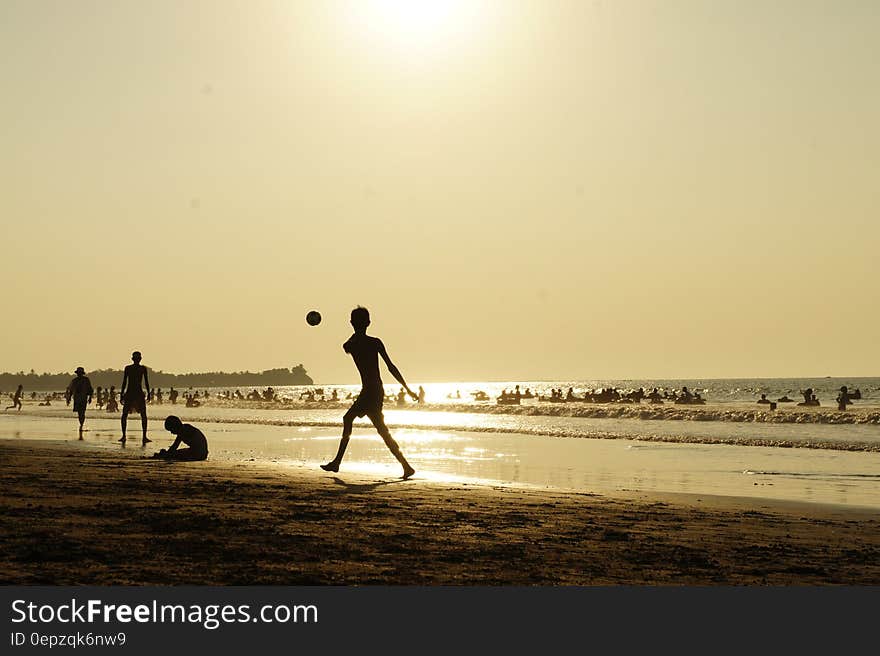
[{"left": 1, "top": 1, "right": 878, "bottom": 382}]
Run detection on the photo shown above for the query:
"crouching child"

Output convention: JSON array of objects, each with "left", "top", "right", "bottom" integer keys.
[{"left": 153, "top": 415, "right": 209, "bottom": 461}]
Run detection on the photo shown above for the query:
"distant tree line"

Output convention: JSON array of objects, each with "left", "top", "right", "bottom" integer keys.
[{"left": 0, "top": 365, "right": 313, "bottom": 392}]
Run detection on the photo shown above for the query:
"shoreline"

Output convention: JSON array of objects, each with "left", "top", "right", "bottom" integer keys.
[
  {"left": 5, "top": 413, "right": 880, "bottom": 510},
  {"left": 2, "top": 439, "right": 879, "bottom": 585}
]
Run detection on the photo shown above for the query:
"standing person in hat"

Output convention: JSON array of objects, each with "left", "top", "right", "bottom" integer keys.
[
  {"left": 119, "top": 351, "right": 151, "bottom": 445},
  {"left": 66, "top": 367, "right": 94, "bottom": 438}
]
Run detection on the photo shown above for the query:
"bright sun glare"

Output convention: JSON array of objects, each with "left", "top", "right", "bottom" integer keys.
[{"left": 352, "top": 0, "right": 482, "bottom": 53}]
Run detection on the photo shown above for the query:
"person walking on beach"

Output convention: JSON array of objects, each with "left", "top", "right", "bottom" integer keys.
[
  {"left": 151, "top": 415, "right": 208, "bottom": 461},
  {"left": 66, "top": 367, "right": 94, "bottom": 438},
  {"left": 119, "top": 351, "right": 151, "bottom": 445},
  {"left": 321, "top": 306, "right": 418, "bottom": 479},
  {"left": 5, "top": 384, "right": 23, "bottom": 411}
]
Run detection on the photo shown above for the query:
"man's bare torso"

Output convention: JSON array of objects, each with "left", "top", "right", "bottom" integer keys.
[
  {"left": 344, "top": 334, "right": 383, "bottom": 390},
  {"left": 124, "top": 364, "right": 147, "bottom": 395}
]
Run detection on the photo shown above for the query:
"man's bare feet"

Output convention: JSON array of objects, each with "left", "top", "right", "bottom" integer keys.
[
  {"left": 320, "top": 462, "right": 339, "bottom": 472},
  {"left": 142, "top": 437, "right": 151, "bottom": 444},
  {"left": 402, "top": 465, "right": 415, "bottom": 480}
]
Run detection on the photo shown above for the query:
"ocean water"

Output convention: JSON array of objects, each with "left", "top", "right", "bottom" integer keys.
[{"left": 14, "top": 377, "right": 880, "bottom": 450}]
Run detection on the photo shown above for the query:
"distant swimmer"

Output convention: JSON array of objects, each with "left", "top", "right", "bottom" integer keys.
[
  {"left": 321, "top": 306, "right": 417, "bottom": 479},
  {"left": 837, "top": 386, "right": 851, "bottom": 412},
  {"left": 5, "top": 385, "right": 23, "bottom": 412},
  {"left": 106, "top": 386, "right": 119, "bottom": 413},
  {"left": 777, "top": 396, "right": 794, "bottom": 403},
  {"left": 152, "top": 416, "right": 208, "bottom": 461},
  {"left": 757, "top": 394, "right": 771, "bottom": 405},
  {"left": 647, "top": 388, "right": 663, "bottom": 404},
  {"left": 66, "top": 367, "right": 94, "bottom": 438},
  {"left": 119, "top": 351, "right": 151, "bottom": 445},
  {"left": 797, "top": 388, "right": 820, "bottom": 407}
]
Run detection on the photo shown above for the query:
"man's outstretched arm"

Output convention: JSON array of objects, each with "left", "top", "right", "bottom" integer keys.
[{"left": 378, "top": 341, "right": 418, "bottom": 400}]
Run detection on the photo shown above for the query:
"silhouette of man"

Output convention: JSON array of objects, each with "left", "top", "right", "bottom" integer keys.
[
  {"left": 152, "top": 416, "right": 208, "bottom": 461},
  {"left": 321, "top": 306, "right": 417, "bottom": 479},
  {"left": 837, "top": 386, "right": 851, "bottom": 412},
  {"left": 119, "top": 351, "right": 151, "bottom": 445},
  {"left": 5, "top": 384, "right": 23, "bottom": 411},
  {"left": 66, "top": 367, "right": 93, "bottom": 438}
]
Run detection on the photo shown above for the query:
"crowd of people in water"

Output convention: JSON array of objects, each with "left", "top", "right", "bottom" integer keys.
[
  {"left": 2, "top": 382, "right": 867, "bottom": 412},
  {"left": 757, "top": 386, "right": 861, "bottom": 412},
  {"left": 490, "top": 385, "right": 706, "bottom": 406},
  {"left": 3, "top": 374, "right": 868, "bottom": 419}
]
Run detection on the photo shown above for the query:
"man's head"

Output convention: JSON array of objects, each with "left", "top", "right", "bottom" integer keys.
[
  {"left": 75, "top": 366, "right": 85, "bottom": 377},
  {"left": 164, "top": 415, "right": 183, "bottom": 434},
  {"left": 132, "top": 351, "right": 142, "bottom": 363},
  {"left": 350, "top": 306, "right": 370, "bottom": 333}
]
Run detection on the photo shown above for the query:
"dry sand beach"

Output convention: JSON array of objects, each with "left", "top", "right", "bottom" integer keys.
[{"left": 2, "top": 440, "right": 878, "bottom": 586}]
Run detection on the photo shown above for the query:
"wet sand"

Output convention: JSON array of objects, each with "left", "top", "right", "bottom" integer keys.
[{"left": 1, "top": 440, "right": 879, "bottom": 585}]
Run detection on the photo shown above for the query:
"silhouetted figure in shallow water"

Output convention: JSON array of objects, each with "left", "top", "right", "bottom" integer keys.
[
  {"left": 321, "top": 306, "right": 417, "bottom": 479},
  {"left": 757, "top": 394, "right": 771, "bottom": 404},
  {"left": 66, "top": 367, "right": 93, "bottom": 438},
  {"left": 837, "top": 386, "right": 851, "bottom": 411},
  {"left": 152, "top": 415, "right": 208, "bottom": 461},
  {"left": 119, "top": 351, "right": 151, "bottom": 445},
  {"left": 798, "top": 388, "right": 820, "bottom": 407},
  {"left": 106, "top": 386, "right": 119, "bottom": 412},
  {"left": 5, "top": 385, "right": 23, "bottom": 411}
]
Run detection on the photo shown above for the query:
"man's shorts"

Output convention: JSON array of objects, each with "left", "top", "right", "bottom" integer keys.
[
  {"left": 73, "top": 398, "right": 88, "bottom": 414},
  {"left": 349, "top": 387, "right": 384, "bottom": 418},
  {"left": 122, "top": 392, "right": 146, "bottom": 414}
]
